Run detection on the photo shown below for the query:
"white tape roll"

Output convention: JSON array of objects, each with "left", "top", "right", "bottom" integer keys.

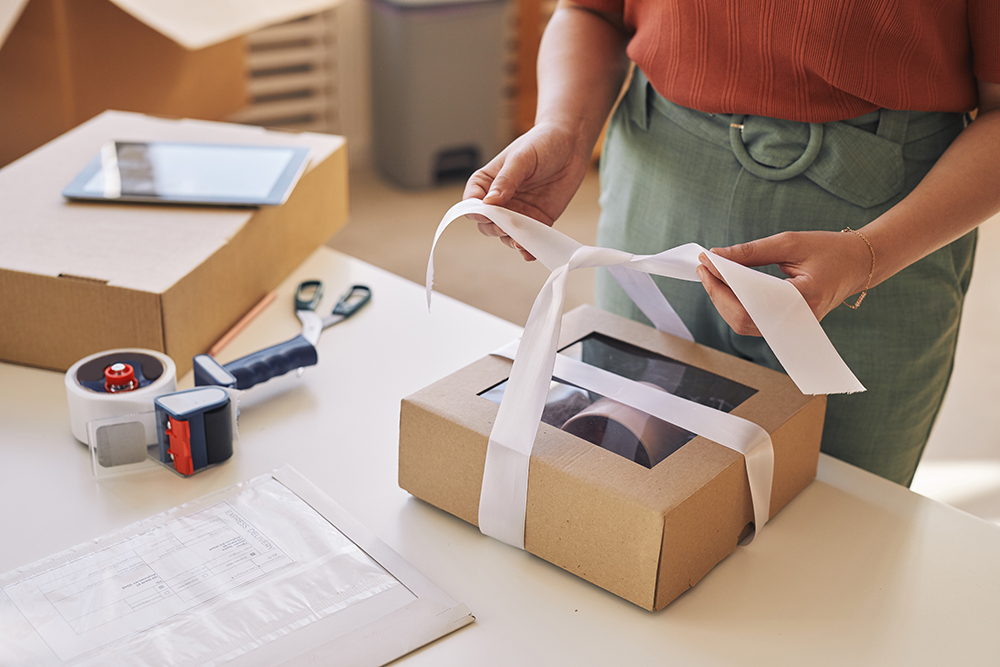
[{"left": 65, "top": 349, "right": 177, "bottom": 444}]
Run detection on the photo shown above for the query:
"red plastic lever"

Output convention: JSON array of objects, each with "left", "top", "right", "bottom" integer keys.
[{"left": 164, "top": 418, "right": 193, "bottom": 476}]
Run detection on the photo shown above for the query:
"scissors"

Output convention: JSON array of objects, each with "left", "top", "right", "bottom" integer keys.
[
  {"left": 293, "top": 280, "right": 371, "bottom": 348},
  {"left": 193, "top": 281, "right": 372, "bottom": 390}
]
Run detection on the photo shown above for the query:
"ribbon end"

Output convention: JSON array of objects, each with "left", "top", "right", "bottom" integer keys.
[
  {"left": 795, "top": 377, "right": 866, "bottom": 396},
  {"left": 425, "top": 264, "right": 435, "bottom": 311}
]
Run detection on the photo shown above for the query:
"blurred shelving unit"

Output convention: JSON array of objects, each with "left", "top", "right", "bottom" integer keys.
[
  {"left": 225, "top": 0, "right": 553, "bottom": 166},
  {"left": 226, "top": 11, "right": 341, "bottom": 133}
]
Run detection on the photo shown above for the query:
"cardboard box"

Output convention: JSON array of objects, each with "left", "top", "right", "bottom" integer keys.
[
  {"left": 399, "top": 305, "right": 826, "bottom": 610},
  {"left": 0, "top": 0, "right": 342, "bottom": 167},
  {"left": 0, "top": 110, "right": 348, "bottom": 374}
]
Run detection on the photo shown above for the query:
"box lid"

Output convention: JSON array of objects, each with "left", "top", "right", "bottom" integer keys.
[
  {"left": 0, "top": 0, "right": 343, "bottom": 51},
  {"left": 0, "top": 110, "right": 345, "bottom": 294}
]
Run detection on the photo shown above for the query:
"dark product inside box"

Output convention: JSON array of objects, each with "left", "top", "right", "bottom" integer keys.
[{"left": 480, "top": 333, "right": 759, "bottom": 468}]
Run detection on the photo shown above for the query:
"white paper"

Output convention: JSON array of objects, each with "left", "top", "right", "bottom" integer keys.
[{"left": 427, "top": 200, "right": 864, "bottom": 550}]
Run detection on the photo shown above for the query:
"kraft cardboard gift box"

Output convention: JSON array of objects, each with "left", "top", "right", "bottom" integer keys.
[
  {"left": 0, "top": 110, "right": 348, "bottom": 374},
  {"left": 399, "top": 304, "right": 826, "bottom": 611}
]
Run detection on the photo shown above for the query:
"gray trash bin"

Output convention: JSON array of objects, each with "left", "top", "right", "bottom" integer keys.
[{"left": 370, "top": 0, "right": 508, "bottom": 189}]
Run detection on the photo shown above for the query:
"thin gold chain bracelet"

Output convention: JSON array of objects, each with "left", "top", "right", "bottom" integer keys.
[{"left": 841, "top": 227, "right": 875, "bottom": 310}]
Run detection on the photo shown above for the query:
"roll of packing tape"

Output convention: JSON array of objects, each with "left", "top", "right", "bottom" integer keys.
[{"left": 65, "top": 349, "right": 177, "bottom": 444}]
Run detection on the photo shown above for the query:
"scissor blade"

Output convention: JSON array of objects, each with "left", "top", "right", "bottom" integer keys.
[
  {"left": 320, "top": 313, "right": 346, "bottom": 329},
  {"left": 296, "top": 310, "right": 323, "bottom": 346}
]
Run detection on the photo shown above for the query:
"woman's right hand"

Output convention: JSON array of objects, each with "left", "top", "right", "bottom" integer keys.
[
  {"left": 463, "top": 119, "right": 593, "bottom": 261},
  {"left": 463, "top": 0, "right": 630, "bottom": 260}
]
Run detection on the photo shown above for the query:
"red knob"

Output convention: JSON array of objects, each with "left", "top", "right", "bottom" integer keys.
[{"left": 105, "top": 362, "right": 137, "bottom": 392}]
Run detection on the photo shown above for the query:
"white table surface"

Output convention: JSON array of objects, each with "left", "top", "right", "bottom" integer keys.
[{"left": 2, "top": 247, "right": 999, "bottom": 666}]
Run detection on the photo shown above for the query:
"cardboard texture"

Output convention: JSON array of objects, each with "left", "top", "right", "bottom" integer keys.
[
  {"left": 0, "top": 0, "right": 342, "bottom": 167},
  {"left": 399, "top": 305, "right": 825, "bottom": 611},
  {"left": 0, "top": 110, "right": 349, "bottom": 374}
]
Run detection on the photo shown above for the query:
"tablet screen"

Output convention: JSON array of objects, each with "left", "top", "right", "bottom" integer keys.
[{"left": 63, "top": 141, "right": 312, "bottom": 207}]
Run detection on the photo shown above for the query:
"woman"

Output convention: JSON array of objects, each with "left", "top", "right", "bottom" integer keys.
[{"left": 465, "top": 0, "right": 1000, "bottom": 485}]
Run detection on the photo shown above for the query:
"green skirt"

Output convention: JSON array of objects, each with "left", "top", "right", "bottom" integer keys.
[{"left": 595, "top": 70, "right": 976, "bottom": 486}]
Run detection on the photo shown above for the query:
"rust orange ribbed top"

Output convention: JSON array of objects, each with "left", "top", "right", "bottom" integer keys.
[{"left": 573, "top": 0, "right": 1000, "bottom": 122}]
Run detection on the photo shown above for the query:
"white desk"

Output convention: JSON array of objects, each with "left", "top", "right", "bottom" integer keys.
[{"left": 2, "top": 248, "right": 999, "bottom": 666}]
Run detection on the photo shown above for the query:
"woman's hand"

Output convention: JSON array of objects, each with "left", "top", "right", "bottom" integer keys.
[
  {"left": 700, "top": 80, "right": 1000, "bottom": 337},
  {"left": 462, "top": 1, "right": 631, "bottom": 261},
  {"left": 463, "top": 120, "right": 593, "bottom": 261},
  {"left": 695, "top": 230, "right": 875, "bottom": 336}
]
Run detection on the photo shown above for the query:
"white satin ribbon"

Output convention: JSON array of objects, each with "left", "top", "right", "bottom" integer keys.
[{"left": 427, "top": 199, "right": 864, "bottom": 549}]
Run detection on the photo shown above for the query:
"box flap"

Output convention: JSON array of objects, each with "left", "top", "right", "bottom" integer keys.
[
  {"left": 0, "top": 0, "right": 28, "bottom": 48},
  {"left": 0, "top": 0, "right": 343, "bottom": 52},
  {"left": 108, "top": 0, "right": 343, "bottom": 50},
  {"left": 0, "top": 110, "right": 345, "bottom": 294}
]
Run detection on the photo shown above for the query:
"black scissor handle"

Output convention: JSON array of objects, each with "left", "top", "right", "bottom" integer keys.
[
  {"left": 332, "top": 284, "right": 372, "bottom": 319},
  {"left": 294, "top": 280, "right": 324, "bottom": 311}
]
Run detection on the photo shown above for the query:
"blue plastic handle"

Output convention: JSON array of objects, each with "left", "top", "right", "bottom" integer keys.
[{"left": 222, "top": 334, "right": 318, "bottom": 390}]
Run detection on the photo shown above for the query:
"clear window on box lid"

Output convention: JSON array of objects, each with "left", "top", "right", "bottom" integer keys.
[{"left": 479, "top": 333, "right": 758, "bottom": 469}]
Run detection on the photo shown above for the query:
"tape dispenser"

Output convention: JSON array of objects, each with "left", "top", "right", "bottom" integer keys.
[{"left": 66, "top": 349, "right": 238, "bottom": 478}]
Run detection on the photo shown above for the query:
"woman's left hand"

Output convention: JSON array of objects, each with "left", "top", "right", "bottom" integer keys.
[{"left": 695, "top": 230, "right": 874, "bottom": 336}]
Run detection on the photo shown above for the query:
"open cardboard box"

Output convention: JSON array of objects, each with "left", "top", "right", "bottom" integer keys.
[
  {"left": 0, "top": 110, "right": 348, "bottom": 374},
  {"left": 0, "top": 0, "right": 341, "bottom": 167},
  {"left": 399, "top": 305, "right": 826, "bottom": 610}
]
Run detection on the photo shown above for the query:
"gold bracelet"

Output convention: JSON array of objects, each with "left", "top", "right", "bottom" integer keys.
[{"left": 841, "top": 227, "right": 875, "bottom": 310}]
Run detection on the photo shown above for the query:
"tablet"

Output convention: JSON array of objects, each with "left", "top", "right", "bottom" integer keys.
[{"left": 62, "top": 141, "right": 312, "bottom": 207}]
